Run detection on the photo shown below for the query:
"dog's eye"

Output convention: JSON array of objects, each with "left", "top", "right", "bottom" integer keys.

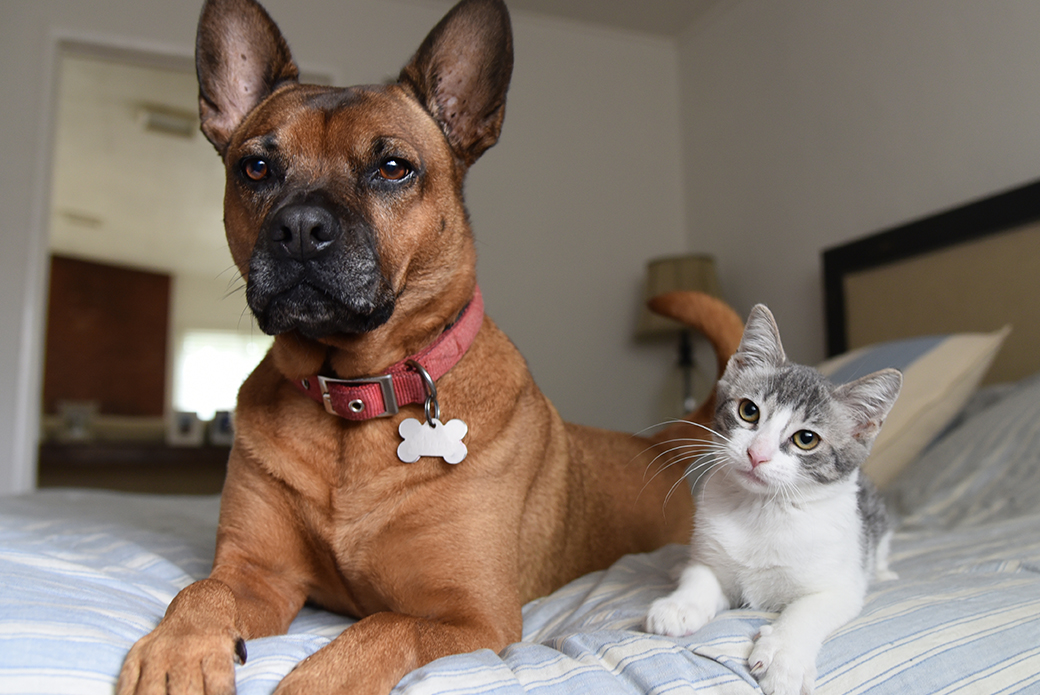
[
  {"left": 377, "top": 158, "right": 412, "bottom": 182},
  {"left": 241, "top": 157, "right": 270, "bottom": 181}
]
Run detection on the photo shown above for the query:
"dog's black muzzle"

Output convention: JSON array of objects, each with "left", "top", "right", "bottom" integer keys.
[{"left": 246, "top": 194, "right": 395, "bottom": 339}]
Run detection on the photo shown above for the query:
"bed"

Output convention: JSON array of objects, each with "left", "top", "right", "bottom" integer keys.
[{"left": 4, "top": 181, "right": 1040, "bottom": 694}]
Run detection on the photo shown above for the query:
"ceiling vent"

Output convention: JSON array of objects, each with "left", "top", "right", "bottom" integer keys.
[
  {"left": 59, "top": 208, "right": 104, "bottom": 229},
  {"left": 138, "top": 103, "right": 197, "bottom": 139}
]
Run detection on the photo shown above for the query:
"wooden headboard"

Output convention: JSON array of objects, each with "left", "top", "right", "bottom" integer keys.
[{"left": 822, "top": 179, "right": 1040, "bottom": 385}]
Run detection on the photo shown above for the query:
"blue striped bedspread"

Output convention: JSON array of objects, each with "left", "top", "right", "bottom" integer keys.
[{"left": 3, "top": 498, "right": 1038, "bottom": 694}]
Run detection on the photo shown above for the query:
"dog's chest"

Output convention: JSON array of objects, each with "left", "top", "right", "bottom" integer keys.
[
  {"left": 243, "top": 406, "right": 430, "bottom": 599},
  {"left": 286, "top": 463, "right": 429, "bottom": 615}
]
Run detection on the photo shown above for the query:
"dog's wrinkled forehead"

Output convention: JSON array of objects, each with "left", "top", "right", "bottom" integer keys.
[
  {"left": 233, "top": 85, "right": 434, "bottom": 146},
  {"left": 228, "top": 84, "right": 449, "bottom": 173}
]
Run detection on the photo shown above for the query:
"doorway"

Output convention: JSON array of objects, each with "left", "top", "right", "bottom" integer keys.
[{"left": 39, "top": 46, "right": 271, "bottom": 492}]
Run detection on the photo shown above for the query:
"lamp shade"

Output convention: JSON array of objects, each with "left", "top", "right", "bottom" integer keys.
[{"left": 636, "top": 254, "right": 720, "bottom": 338}]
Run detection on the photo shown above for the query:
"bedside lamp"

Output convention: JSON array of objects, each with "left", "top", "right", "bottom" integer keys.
[{"left": 636, "top": 254, "right": 721, "bottom": 412}]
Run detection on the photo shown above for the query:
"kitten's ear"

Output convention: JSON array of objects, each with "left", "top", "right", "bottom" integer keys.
[
  {"left": 727, "top": 304, "right": 786, "bottom": 372},
  {"left": 836, "top": 368, "right": 902, "bottom": 443}
]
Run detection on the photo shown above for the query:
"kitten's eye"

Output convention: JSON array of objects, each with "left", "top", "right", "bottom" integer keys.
[
  {"left": 792, "top": 430, "right": 819, "bottom": 450},
  {"left": 738, "top": 399, "right": 760, "bottom": 423},
  {"left": 377, "top": 158, "right": 413, "bottom": 181},
  {"left": 241, "top": 157, "right": 270, "bottom": 181}
]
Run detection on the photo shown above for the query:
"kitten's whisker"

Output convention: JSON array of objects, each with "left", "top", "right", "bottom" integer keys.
[
  {"left": 646, "top": 449, "right": 724, "bottom": 508},
  {"left": 635, "top": 434, "right": 724, "bottom": 469},
  {"left": 654, "top": 439, "right": 722, "bottom": 455},
  {"left": 638, "top": 440, "right": 725, "bottom": 483},
  {"left": 664, "top": 457, "right": 726, "bottom": 509},
  {"left": 695, "top": 465, "right": 726, "bottom": 504},
  {"left": 642, "top": 449, "right": 713, "bottom": 491},
  {"left": 638, "top": 451, "right": 701, "bottom": 501},
  {"left": 636, "top": 419, "right": 733, "bottom": 445},
  {"left": 650, "top": 443, "right": 724, "bottom": 469},
  {"left": 687, "top": 458, "right": 727, "bottom": 491},
  {"left": 680, "top": 458, "right": 726, "bottom": 486},
  {"left": 787, "top": 482, "right": 809, "bottom": 506}
]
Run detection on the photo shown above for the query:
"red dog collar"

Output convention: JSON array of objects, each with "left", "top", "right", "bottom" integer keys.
[{"left": 293, "top": 287, "right": 484, "bottom": 421}]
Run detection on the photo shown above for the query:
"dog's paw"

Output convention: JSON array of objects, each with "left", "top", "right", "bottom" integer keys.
[
  {"left": 644, "top": 596, "right": 713, "bottom": 637},
  {"left": 117, "top": 624, "right": 241, "bottom": 695},
  {"left": 749, "top": 625, "right": 816, "bottom": 695}
]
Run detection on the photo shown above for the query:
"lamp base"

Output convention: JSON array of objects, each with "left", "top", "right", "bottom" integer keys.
[{"left": 678, "top": 329, "right": 700, "bottom": 412}]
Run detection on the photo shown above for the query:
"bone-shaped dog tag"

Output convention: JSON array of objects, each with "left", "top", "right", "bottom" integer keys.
[{"left": 397, "top": 417, "right": 468, "bottom": 464}]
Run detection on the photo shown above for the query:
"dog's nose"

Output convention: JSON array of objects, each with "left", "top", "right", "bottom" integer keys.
[{"left": 269, "top": 204, "right": 340, "bottom": 260}]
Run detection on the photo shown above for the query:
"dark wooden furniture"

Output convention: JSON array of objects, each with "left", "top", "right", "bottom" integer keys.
[
  {"left": 38, "top": 442, "right": 229, "bottom": 495},
  {"left": 43, "top": 255, "right": 170, "bottom": 416}
]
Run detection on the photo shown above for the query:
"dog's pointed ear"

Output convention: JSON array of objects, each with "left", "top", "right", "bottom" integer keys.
[
  {"left": 399, "top": 0, "right": 513, "bottom": 170},
  {"left": 195, "top": 0, "right": 299, "bottom": 155}
]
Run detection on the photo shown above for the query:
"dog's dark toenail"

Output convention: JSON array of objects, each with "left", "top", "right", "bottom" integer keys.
[{"left": 234, "top": 637, "right": 247, "bottom": 665}]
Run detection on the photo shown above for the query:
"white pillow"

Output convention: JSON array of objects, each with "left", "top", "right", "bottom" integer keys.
[{"left": 817, "top": 327, "right": 1010, "bottom": 488}]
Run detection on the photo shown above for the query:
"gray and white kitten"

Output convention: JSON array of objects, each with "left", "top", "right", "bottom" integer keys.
[{"left": 645, "top": 304, "right": 901, "bottom": 695}]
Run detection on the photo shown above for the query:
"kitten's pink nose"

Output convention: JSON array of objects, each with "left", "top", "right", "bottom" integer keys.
[{"left": 747, "top": 444, "right": 772, "bottom": 468}]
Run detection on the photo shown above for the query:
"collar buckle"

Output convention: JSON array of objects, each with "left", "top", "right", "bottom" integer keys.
[{"left": 317, "top": 373, "right": 399, "bottom": 418}]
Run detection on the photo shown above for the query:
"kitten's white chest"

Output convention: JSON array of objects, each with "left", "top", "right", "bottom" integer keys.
[{"left": 694, "top": 479, "right": 862, "bottom": 610}]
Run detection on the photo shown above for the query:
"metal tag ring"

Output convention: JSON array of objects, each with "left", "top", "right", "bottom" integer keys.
[{"left": 406, "top": 360, "right": 440, "bottom": 424}]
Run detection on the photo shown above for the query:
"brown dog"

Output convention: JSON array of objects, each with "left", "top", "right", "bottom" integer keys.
[{"left": 116, "top": 0, "right": 744, "bottom": 693}]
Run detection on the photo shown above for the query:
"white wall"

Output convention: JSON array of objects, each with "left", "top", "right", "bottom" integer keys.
[
  {"left": 679, "top": 0, "right": 1040, "bottom": 364},
  {"left": 0, "top": 0, "right": 686, "bottom": 494},
  {"left": 467, "top": 14, "right": 687, "bottom": 430}
]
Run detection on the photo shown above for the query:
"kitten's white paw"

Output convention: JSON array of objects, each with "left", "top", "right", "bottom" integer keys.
[
  {"left": 644, "top": 596, "right": 713, "bottom": 637},
  {"left": 749, "top": 625, "right": 817, "bottom": 695}
]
